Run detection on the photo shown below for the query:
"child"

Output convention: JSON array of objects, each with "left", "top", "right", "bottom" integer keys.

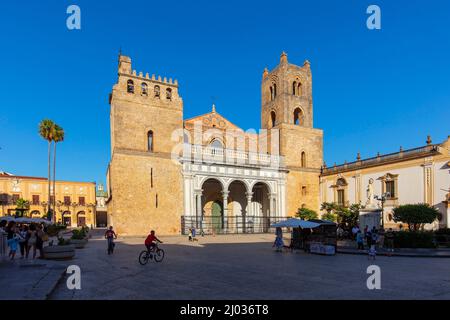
[
  {"left": 273, "top": 235, "right": 284, "bottom": 252},
  {"left": 8, "top": 231, "right": 21, "bottom": 261},
  {"left": 368, "top": 244, "right": 377, "bottom": 260},
  {"left": 188, "top": 228, "right": 193, "bottom": 241}
]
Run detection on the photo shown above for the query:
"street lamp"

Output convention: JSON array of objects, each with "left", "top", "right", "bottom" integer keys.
[{"left": 375, "top": 192, "right": 390, "bottom": 229}]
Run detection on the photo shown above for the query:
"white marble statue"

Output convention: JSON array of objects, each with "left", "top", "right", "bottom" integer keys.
[{"left": 365, "top": 178, "right": 376, "bottom": 208}]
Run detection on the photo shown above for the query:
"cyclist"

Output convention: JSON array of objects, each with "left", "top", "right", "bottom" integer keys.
[
  {"left": 144, "top": 230, "right": 163, "bottom": 253},
  {"left": 105, "top": 226, "right": 117, "bottom": 255}
]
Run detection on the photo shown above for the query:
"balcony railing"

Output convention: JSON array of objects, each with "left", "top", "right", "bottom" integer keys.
[
  {"left": 181, "top": 144, "right": 285, "bottom": 168},
  {"left": 322, "top": 144, "right": 440, "bottom": 175}
]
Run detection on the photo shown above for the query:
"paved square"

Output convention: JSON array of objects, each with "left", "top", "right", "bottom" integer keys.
[{"left": 49, "top": 232, "right": 450, "bottom": 299}]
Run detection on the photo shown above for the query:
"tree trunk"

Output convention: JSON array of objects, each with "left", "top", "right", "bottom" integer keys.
[
  {"left": 47, "top": 140, "right": 51, "bottom": 219},
  {"left": 53, "top": 142, "right": 57, "bottom": 223}
]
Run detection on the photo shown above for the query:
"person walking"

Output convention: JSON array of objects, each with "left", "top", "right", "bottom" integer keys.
[
  {"left": 18, "top": 225, "right": 28, "bottom": 259},
  {"left": 36, "top": 225, "right": 45, "bottom": 259},
  {"left": 27, "top": 224, "right": 38, "bottom": 259},
  {"left": 351, "top": 225, "right": 360, "bottom": 240},
  {"left": 105, "top": 226, "right": 117, "bottom": 255},
  {"left": 188, "top": 228, "right": 193, "bottom": 241},
  {"left": 356, "top": 230, "right": 364, "bottom": 250}
]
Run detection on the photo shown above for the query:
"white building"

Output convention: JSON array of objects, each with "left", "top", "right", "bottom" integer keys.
[{"left": 320, "top": 136, "right": 450, "bottom": 229}]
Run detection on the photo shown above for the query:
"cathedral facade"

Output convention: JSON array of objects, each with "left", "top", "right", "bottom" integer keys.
[{"left": 106, "top": 53, "right": 323, "bottom": 235}]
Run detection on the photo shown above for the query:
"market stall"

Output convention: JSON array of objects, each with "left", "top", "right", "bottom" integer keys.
[{"left": 271, "top": 218, "right": 337, "bottom": 255}]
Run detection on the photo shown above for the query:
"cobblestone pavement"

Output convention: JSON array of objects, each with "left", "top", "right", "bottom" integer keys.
[{"left": 48, "top": 233, "right": 450, "bottom": 300}]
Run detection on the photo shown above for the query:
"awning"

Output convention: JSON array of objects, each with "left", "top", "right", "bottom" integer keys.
[
  {"left": 0, "top": 216, "right": 53, "bottom": 225},
  {"left": 271, "top": 218, "right": 321, "bottom": 229}
]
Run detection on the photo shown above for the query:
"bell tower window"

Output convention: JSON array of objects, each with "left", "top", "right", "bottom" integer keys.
[
  {"left": 294, "top": 108, "right": 303, "bottom": 125},
  {"left": 127, "top": 80, "right": 134, "bottom": 93},
  {"left": 141, "top": 82, "right": 148, "bottom": 96},
  {"left": 154, "top": 85, "right": 160, "bottom": 98},
  {"left": 166, "top": 88, "right": 172, "bottom": 100},
  {"left": 270, "top": 111, "right": 276, "bottom": 128},
  {"left": 147, "top": 130, "right": 154, "bottom": 152}
]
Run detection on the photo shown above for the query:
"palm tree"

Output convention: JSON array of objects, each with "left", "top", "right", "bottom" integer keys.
[
  {"left": 39, "top": 119, "right": 56, "bottom": 219},
  {"left": 52, "top": 125, "right": 65, "bottom": 223},
  {"left": 15, "top": 198, "right": 30, "bottom": 217}
]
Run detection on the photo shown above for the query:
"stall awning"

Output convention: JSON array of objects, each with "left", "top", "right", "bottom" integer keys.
[{"left": 271, "top": 218, "right": 321, "bottom": 229}]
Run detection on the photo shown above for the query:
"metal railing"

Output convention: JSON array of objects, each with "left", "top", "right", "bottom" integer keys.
[
  {"left": 181, "top": 215, "right": 284, "bottom": 235},
  {"left": 181, "top": 144, "right": 285, "bottom": 168},
  {"left": 322, "top": 144, "right": 440, "bottom": 175}
]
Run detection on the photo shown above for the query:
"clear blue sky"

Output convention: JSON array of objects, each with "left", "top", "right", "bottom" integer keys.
[{"left": 0, "top": 0, "right": 449, "bottom": 186}]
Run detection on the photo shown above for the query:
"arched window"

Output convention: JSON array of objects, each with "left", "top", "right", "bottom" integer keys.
[
  {"left": 154, "top": 85, "right": 160, "bottom": 98},
  {"left": 210, "top": 139, "right": 223, "bottom": 149},
  {"left": 273, "top": 83, "right": 277, "bottom": 99},
  {"left": 293, "top": 81, "right": 297, "bottom": 95},
  {"left": 166, "top": 88, "right": 172, "bottom": 100},
  {"left": 270, "top": 86, "right": 274, "bottom": 101},
  {"left": 270, "top": 111, "right": 276, "bottom": 128},
  {"left": 183, "top": 132, "right": 190, "bottom": 144},
  {"left": 147, "top": 130, "right": 154, "bottom": 152},
  {"left": 294, "top": 108, "right": 303, "bottom": 125},
  {"left": 297, "top": 82, "right": 302, "bottom": 96},
  {"left": 301, "top": 151, "right": 306, "bottom": 167},
  {"left": 127, "top": 80, "right": 134, "bottom": 93},
  {"left": 141, "top": 82, "right": 148, "bottom": 96}
]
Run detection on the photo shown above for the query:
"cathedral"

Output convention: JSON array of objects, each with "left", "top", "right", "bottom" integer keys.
[{"left": 106, "top": 52, "right": 323, "bottom": 235}]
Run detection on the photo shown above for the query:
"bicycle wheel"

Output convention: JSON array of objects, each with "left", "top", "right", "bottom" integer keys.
[
  {"left": 154, "top": 249, "right": 165, "bottom": 262},
  {"left": 138, "top": 250, "right": 150, "bottom": 265}
]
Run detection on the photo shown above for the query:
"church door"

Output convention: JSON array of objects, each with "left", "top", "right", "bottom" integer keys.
[{"left": 211, "top": 201, "right": 223, "bottom": 233}]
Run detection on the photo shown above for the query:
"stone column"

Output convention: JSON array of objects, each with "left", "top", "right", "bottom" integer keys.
[
  {"left": 222, "top": 190, "right": 229, "bottom": 233},
  {"left": 245, "top": 192, "right": 253, "bottom": 233},
  {"left": 267, "top": 193, "right": 277, "bottom": 232},
  {"left": 195, "top": 190, "right": 203, "bottom": 230}
]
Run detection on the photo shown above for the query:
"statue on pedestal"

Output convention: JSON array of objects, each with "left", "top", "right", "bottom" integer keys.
[{"left": 365, "top": 178, "right": 376, "bottom": 209}]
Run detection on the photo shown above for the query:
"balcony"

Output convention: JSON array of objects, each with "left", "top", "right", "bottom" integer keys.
[{"left": 181, "top": 144, "right": 285, "bottom": 168}]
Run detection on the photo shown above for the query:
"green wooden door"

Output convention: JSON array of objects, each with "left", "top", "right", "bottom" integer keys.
[{"left": 211, "top": 201, "right": 223, "bottom": 233}]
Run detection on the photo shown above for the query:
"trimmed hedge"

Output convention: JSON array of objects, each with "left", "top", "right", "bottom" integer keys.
[{"left": 393, "top": 231, "right": 436, "bottom": 249}]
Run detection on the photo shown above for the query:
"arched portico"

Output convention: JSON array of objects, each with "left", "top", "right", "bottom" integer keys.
[{"left": 182, "top": 159, "right": 287, "bottom": 234}]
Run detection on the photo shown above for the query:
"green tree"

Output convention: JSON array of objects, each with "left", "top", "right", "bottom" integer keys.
[
  {"left": 39, "top": 119, "right": 56, "bottom": 220},
  {"left": 15, "top": 198, "right": 30, "bottom": 217},
  {"left": 335, "top": 203, "right": 361, "bottom": 227},
  {"left": 52, "top": 124, "right": 64, "bottom": 222},
  {"left": 393, "top": 204, "right": 439, "bottom": 231},
  {"left": 321, "top": 212, "right": 337, "bottom": 222},
  {"left": 296, "top": 207, "right": 318, "bottom": 220},
  {"left": 320, "top": 202, "right": 337, "bottom": 215}
]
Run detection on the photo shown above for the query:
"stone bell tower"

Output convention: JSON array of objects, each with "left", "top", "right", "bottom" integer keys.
[
  {"left": 107, "top": 54, "right": 184, "bottom": 235},
  {"left": 261, "top": 52, "right": 323, "bottom": 213}
]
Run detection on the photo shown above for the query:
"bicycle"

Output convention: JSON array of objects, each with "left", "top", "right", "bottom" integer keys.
[{"left": 138, "top": 243, "right": 165, "bottom": 265}]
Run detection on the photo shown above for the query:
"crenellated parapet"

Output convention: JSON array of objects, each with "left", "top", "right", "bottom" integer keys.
[{"left": 113, "top": 55, "right": 182, "bottom": 107}]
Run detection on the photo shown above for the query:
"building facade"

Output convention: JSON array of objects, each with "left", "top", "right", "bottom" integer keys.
[
  {"left": 96, "top": 183, "right": 108, "bottom": 228},
  {"left": 0, "top": 173, "right": 96, "bottom": 227},
  {"left": 106, "top": 53, "right": 323, "bottom": 235},
  {"left": 320, "top": 137, "right": 450, "bottom": 230}
]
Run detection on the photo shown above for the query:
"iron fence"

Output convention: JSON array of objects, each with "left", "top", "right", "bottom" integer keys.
[{"left": 181, "top": 215, "right": 285, "bottom": 235}]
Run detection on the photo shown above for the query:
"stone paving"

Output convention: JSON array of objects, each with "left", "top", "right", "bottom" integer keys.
[
  {"left": 45, "top": 232, "right": 450, "bottom": 300},
  {"left": 0, "top": 258, "right": 67, "bottom": 300}
]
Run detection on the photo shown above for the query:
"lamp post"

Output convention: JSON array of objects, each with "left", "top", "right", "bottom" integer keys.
[{"left": 375, "top": 192, "right": 390, "bottom": 229}]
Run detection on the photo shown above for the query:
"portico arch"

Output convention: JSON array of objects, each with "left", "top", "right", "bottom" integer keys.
[
  {"left": 201, "top": 178, "right": 225, "bottom": 234},
  {"left": 251, "top": 182, "right": 272, "bottom": 233}
]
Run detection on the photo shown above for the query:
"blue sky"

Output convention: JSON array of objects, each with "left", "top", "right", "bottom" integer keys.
[{"left": 0, "top": 0, "right": 449, "bottom": 186}]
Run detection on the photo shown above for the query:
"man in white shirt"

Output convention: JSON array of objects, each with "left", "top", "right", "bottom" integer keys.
[{"left": 351, "top": 225, "right": 360, "bottom": 240}]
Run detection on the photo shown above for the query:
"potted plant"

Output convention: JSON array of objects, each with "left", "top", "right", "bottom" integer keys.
[
  {"left": 43, "top": 237, "right": 75, "bottom": 260},
  {"left": 69, "top": 228, "right": 88, "bottom": 248}
]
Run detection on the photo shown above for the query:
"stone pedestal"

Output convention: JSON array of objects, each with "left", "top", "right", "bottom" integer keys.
[{"left": 359, "top": 208, "right": 382, "bottom": 231}]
